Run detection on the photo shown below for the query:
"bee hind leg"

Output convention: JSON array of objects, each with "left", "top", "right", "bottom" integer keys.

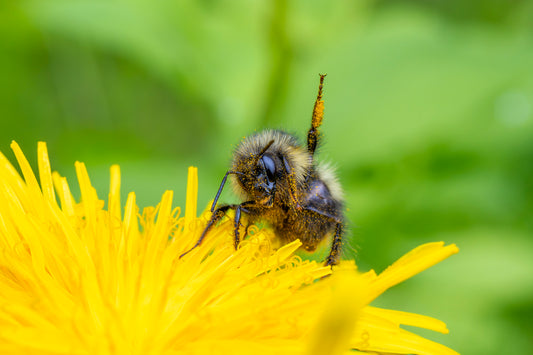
[
  {"left": 301, "top": 205, "right": 344, "bottom": 267},
  {"left": 307, "top": 74, "right": 327, "bottom": 157},
  {"left": 325, "top": 222, "right": 343, "bottom": 266}
]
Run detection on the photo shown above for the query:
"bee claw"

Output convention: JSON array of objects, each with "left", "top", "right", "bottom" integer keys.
[{"left": 324, "top": 255, "right": 338, "bottom": 267}]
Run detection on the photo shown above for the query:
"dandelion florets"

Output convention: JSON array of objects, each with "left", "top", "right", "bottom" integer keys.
[{"left": 0, "top": 142, "right": 459, "bottom": 355}]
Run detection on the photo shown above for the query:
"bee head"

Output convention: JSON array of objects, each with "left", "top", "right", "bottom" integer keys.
[
  {"left": 230, "top": 130, "right": 311, "bottom": 203},
  {"left": 235, "top": 141, "right": 279, "bottom": 202}
]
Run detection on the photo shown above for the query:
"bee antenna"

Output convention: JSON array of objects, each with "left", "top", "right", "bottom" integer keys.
[{"left": 211, "top": 170, "right": 243, "bottom": 212}]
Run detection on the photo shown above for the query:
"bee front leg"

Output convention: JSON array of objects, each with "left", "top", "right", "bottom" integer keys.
[
  {"left": 179, "top": 205, "right": 231, "bottom": 258},
  {"left": 232, "top": 201, "right": 257, "bottom": 249},
  {"left": 233, "top": 205, "right": 243, "bottom": 249},
  {"left": 180, "top": 201, "right": 260, "bottom": 258}
]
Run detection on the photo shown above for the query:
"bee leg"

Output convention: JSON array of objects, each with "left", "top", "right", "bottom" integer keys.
[
  {"left": 281, "top": 156, "right": 301, "bottom": 208},
  {"left": 325, "top": 222, "right": 343, "bottom": 266},
  {"left": 233, "top": 205, "right": 242, "bottom": 249},
  {"left": 233, "top": 202, "right": 257, "bottom": 249},
  {"left": 307, "top": 73, "right": 326, "bottom": 157},
  {"left": 243, "top": 222, "right": 250, "bottom": 237},
  {"left": 179, "top": 205, "right": 231, "bottom": 258},
  {"left": 301, "top": 205, "right": 343, "bottom": 267},
  {"left": 180, "top": 199, "right": 259, "bottom": 258}
]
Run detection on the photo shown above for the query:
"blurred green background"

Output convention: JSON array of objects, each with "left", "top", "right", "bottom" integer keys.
[{"left": 2, "top": 0, "right": 533, "bottom": 353}]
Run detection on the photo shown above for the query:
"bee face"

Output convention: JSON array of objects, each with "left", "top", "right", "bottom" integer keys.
[
  {"left": 234, "top": 151, "right": 280, "bottom": 202},
  {"left": 230, "top": 131, "right": 309, "bottom": 203}
]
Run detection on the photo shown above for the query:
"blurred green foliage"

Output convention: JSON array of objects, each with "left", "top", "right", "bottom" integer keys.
[{"left": 1, "top": 0, "right": 533, "bottom": 353}]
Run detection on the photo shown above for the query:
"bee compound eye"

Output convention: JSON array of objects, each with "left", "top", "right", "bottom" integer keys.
[{"left": 261, "top": 155, "right": 276, "bottom": 182}]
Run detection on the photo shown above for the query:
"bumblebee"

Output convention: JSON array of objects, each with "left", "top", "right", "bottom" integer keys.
[{"left": 181, "top": 74, "right": 344, "bottom": 265}]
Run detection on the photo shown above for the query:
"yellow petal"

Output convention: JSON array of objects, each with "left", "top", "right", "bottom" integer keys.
[{"left": 0, "top": 142, "right": 459, "bottom": 355}]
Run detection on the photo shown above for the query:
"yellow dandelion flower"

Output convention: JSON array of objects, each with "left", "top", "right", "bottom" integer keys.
[{"left": 0, "top": 142, "right": 459, "bottom": 355}]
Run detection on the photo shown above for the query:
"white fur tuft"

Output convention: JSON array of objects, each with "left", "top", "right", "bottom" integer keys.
[{"left": 316, "top": 162, "right": 344, "bottom": 201}]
